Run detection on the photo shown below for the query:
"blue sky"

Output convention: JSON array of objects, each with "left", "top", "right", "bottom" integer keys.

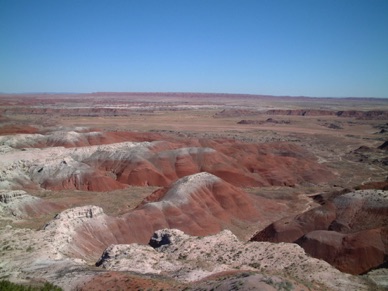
[{"left": 1, "top": 0, "right": 387, "bottom": 97}]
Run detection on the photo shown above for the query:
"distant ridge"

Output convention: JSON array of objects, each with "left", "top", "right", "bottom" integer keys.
[{"left": 0, "top": 91, "right": 386, "bottom": 99}]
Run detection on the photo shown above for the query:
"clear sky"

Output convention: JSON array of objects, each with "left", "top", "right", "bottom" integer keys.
[{"left": 1, "top": 0, "right": 387, "bottom": 97}]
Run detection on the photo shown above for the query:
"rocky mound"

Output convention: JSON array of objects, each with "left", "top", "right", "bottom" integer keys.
[
  {"left": 43, "top": 205, "right": 131, "bottom": 259},
  {"left": 251, "top": 190, "right": 388, "bottom": 274},
  {"left": 95, "top": 228, "right": 369, "bottom": 290},
  {"left": 0, "top": 190, "right": 60, "bottom": 219}
]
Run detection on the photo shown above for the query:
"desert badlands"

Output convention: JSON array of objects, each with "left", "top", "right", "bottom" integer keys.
[{"left": 0, "top": 92, "right": 387, "bottom": 290}]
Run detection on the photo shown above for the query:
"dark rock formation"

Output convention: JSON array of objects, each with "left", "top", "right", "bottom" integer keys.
[{"left": 378, "top": 141, "right": 388, "bottom": 150}]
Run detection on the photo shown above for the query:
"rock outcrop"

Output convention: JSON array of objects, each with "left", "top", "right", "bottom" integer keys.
[
  {"left": 0, "top": 190, "right": 59, "bottom": 218},
  {"left": 95, "top": 228, "right": 369, "bottom": 290}
]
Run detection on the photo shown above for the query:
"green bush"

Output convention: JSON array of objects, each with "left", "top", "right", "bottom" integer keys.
[{"left": 0, "top": 280, "right": 62, "bottom": 291}]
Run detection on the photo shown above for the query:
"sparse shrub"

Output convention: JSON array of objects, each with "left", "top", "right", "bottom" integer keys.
[
  {"left": 0, "top": 280, "right": 62, "bottom": 291},
  {"left": 249, "top": 262, "right": 261, "bottom": 269},
  {"left": 263, "top": 277, "right": 274, "bottom": 285},
  {"left": 178, "top": 253, "right": 187, "bottom": 260},
  {"left": 276, "top": 280, "right": 294, "bottom": 291},
  {"left": 40, "top": 282, "right": 63, "bottom": 291},
  {"left": 26, "top": 246, "right": 34, "bottom": 252}
]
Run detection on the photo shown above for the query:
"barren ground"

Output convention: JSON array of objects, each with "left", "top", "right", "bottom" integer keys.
[{"left": 0, "top": 93, "right": 387, "bottom": 290}]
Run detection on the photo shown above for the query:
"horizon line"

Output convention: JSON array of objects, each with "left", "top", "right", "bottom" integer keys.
[{"left": 0, "top": 91, "right": 387, "bottom": 100}]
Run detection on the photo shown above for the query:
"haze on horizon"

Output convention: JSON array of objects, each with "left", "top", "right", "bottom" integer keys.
[{"left": 1, "top": 0, "right": 388, "bottom": 98}]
